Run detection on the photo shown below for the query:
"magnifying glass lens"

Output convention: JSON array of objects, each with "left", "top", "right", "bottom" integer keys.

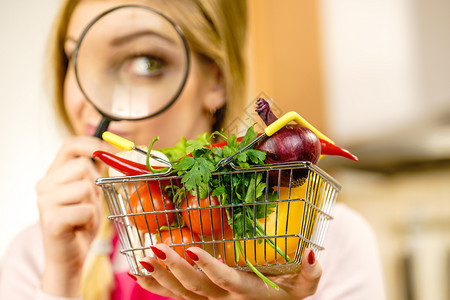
[{"left": 75, "top": 6, "right": 189, "bottom": 122}]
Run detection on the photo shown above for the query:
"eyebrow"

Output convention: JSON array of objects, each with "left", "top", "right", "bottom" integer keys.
[{"left": 110, "top": 30, "right": 177, "bottom": 47}]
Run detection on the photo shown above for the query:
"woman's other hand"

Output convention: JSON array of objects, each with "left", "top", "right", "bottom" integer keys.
[
  {"left": 36, "top": 136, "right": 113, "bottom": 297},
  {"left": 136, "top": 245, "right": 322, "bottom": 300}
]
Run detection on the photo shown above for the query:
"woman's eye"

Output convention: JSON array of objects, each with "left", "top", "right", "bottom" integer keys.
[{"left": 124, "top": 56, "right": 164, "bottom": 77}]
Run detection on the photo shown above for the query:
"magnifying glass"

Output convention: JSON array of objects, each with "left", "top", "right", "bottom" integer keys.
[{"left": 73, "top": 5, "right": 190, "bottom": 138}]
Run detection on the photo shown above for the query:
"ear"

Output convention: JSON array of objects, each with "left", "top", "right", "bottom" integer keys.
[{"left": 202, "top": 64, "right": 226, "bottom": 112}]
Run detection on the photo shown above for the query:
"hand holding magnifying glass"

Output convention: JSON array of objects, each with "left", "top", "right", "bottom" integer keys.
[{"left": 73, "top": 5, "right": 190, "bottom": 138}]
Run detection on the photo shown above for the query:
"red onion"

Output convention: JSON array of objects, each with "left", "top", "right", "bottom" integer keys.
[{"left": 255, "top": 98, "right": 321, "bottom": 187}]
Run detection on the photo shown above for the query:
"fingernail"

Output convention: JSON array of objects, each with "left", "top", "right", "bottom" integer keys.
[
  {"left": 217, "top": 257, "right": 224, "bottom": 264},
  {"left": 308, "top": 250, "right": 316, "bottom": 265},
  {"left": 127, "top": 272, "right": 137, "bottom": 281},
  {"left": 139, "top": 260, "right": 154, "bottom": 273},
  {"left": 185, "top": 249, "right": 199, "bottom": 262},
  {"left": 150, "top": 246, "right": 166, "bottom": 260}
]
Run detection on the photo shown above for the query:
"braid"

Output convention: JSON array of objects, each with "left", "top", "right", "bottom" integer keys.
[{"left": 80, "top": 204, "right": 115, "bottom": 300}]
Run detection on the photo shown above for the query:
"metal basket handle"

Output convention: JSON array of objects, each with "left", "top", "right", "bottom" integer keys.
[
  {"left": 265, "top": 112, "right": 333, "bottom": 144},
  {"left": 214, "top": 112, "right": 334, "bottom": 170},
  {"left": 102, "top": 131, "right": 172, "bottom": 167}
]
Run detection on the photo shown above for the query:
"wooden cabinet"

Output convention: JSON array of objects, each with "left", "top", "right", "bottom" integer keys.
[{"left": 245, "top": 0, "right": 326, "bottom": 132}]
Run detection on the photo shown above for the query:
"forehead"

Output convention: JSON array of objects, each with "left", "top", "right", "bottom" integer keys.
[{"left": 67, "top": 0, "right": 171, "bottom": 40}]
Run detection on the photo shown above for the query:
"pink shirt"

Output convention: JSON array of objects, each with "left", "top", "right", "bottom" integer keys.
[{"left": 0, "top": 203, "right": 386, "bottom": 299}]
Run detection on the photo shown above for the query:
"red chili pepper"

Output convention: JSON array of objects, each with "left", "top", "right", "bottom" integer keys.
[
  {"left": 93, "top": 151, "right": 153, "bottom": 176},
  {"left": 93, "top": 137, "right": 243, "bottom": 175},
  {"left": 319, "top": 139, "right": 358, "bottom": 161}
]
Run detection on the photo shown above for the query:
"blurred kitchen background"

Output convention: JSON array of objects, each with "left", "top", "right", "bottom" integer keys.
[{"left": 1, "top": 0, "right": 449, "bottom": 299}]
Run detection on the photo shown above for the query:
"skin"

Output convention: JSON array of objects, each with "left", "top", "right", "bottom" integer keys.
[{"left": 36, "top": 0, "right": 322, "bottom": 298}]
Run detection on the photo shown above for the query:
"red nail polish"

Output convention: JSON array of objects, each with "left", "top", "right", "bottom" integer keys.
[
  {"left": 185, "top": 249, "right": 199, "bottom": 262},
  {"left": 127, "top": 272, "right": 137, "bottom": 281},
  {"left": 308, "top": 250, "right": 315, "bottom": 265},
  {"left": 217, "top": 257, "right": 224, "bottom": 264},
  {"left": 139, "top": 260, "right": 154, "bottom": 273},
  {"left": 150, "top": 246, "right": 166, "bottom": 260}
]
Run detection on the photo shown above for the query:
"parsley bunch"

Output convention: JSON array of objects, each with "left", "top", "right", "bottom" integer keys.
[{"left": 159, "top": 125, "right": 289, "bottom": 290}]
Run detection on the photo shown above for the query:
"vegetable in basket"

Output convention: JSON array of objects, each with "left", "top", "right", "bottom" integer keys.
[
  {"left": 93, "top": 151, "right": 153, "bottom": 176},
  {"left": 93, "top": 150, "right": 168, "bottom": 176},
  {"left": 319, "top": 138, "right": 358, "bottom": 161},
  {"left": 255, "top": 98, "right": 321, "bottom": 166},
  {"left": 155, "top": 227, "right": 200, "bottom": 266},
  {"left": 177, "top": 192, "right": 228, "bottom": 236},
  {"left": 127, "top": 183, "right": 175, "bottom": 233},
  {"left": 167, "top": 125, "right": 292, "bottom": 290},
  {"left": 92, "top": 135, "right": 249, "bottom": 177},
  {"left": 217, "top": 183, "right": 319, "bottom": 267},
  {"left": 256, "top": 98, "right": 358, "bottom": 162},
  {"left": 254, "top": 98, "right": 357, "bottom": 186}
]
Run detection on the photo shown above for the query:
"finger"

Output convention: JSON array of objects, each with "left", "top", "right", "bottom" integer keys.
[
  {"left": 152, "top": 244, "right": 228, "bottom": 298},
  {"left": 38, "top": 179, "right": 100, "bottom": 207},
  {"left": 182, "top": 246, "right": 248, "bottom": 295},
  {"left": 134, "top": 273, "right": 183, "bottom": 300},
  {"left": 298, "top": 248, "right": 322, "bottom": 295},
  {"left": 49, "top": 136, "right": 114, "bottom": 173},
  {"left": 139, "top": 255, "right": 208, "bottom": 300},
  {"left": 41, "top": 204, "right": 100, "bottom": 237},
  {"left": 38, "top": 157, "right": 100, "bottom": 192}
]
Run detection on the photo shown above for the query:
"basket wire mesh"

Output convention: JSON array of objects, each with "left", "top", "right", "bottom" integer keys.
[{"left": 97, "top": 161, "right": 341, "bottom": 276}]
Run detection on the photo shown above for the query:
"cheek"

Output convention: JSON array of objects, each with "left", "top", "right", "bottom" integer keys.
[
  {"left": 174, "top": 62, "right": 210, "bottom": 117},
  {"left": 165, "top": 69, "right": 209, "bottom": 122},
  {"left": 63, "top": 70, "right": 80, "bottom": 119},
  {"left": 63, "top": 66, "right": 88, "bottom": 134},
  {"left": 130, "top": 68, "right": 210, "bottom": 147}
]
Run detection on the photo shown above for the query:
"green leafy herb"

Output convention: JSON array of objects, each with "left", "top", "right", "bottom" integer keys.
[
  {"left": 158, "top": 124, "right": 288, "bottom": 290},
  {"left": 146, "top": 136, "right": 170, "bottom": 173},
  {"left": 158, "top": 132, "right": 212, "bottom": 162},
  {"left": 176, "top": 153, "right": 215, "bottom": 198}
]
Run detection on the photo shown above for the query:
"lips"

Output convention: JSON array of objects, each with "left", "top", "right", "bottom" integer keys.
[{"left": 86, "top": 124, "right": 98, "bottom": 136}]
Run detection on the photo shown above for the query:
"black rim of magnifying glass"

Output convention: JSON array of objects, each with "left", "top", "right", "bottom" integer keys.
[{"left": 73, "top": 4, "right": 191, "bottom": 123}]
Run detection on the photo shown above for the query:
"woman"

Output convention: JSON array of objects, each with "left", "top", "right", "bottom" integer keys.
[{"left": 0, "top": 0, "right": 385, "bottom": 299}]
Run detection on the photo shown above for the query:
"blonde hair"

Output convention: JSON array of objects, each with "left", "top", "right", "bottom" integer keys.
[
  {"left": 159, "top": 0, "right": 248, "bottom": 131},
  {"left": 45, "top": 0, "right": 247, "bottom": 299}
]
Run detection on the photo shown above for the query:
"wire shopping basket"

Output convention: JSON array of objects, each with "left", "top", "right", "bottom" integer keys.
[
  {"left": 97, "top": 162, "right": 340, "bottom": 276},
  {"left": 96, "top": 112, "right": 342, "bottom": 276}
]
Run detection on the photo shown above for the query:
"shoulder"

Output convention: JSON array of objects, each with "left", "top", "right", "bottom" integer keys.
[
  {"left": 310, "top": 203, "right": 386, "bottom": 299},
  {"left": 327, "top": 202, "right": 377, "bottom": 245},
  {"left": 0, "top": 223, "right": 45, "bottom": 298},
  {"left": 320, "top": 203, "right": 380, "bottom": 266}
]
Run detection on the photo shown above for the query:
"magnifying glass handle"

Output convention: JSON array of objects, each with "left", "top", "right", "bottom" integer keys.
[{"left": 94, "top": 117, "right": 111, "bottom": 139}]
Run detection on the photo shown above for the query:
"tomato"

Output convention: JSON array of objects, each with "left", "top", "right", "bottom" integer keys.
[
  {"left": 216, "top": 184, "right": 311, "bottom": 267},
  {"left": 127, "top": 182, "right": 175, "bottom": 233},
  {"left": 156, "top": 227, "right": 201, "bottom": 265},
  {"left": 180, "top": 193, "right": 228, "bottom": 236},
  {"left": 215, "top": 224, "right": 255, "bottom": 267}
]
